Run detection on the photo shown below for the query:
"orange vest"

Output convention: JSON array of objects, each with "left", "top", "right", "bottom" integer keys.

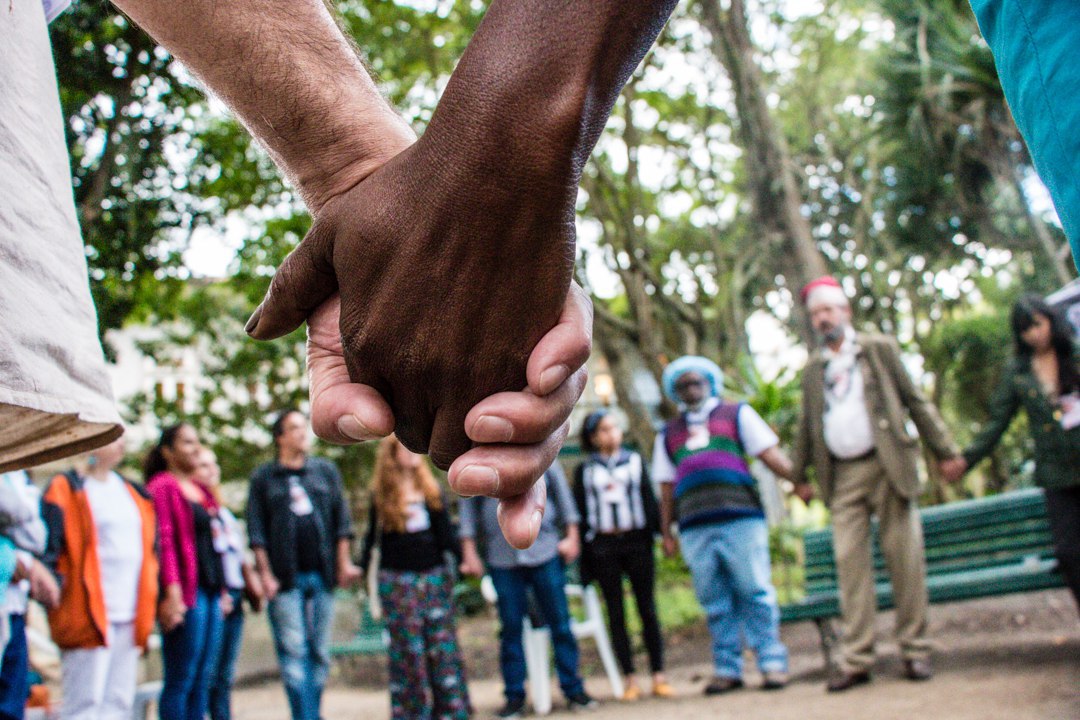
[{"left": 43, "top": 473, "right": 159, "bottom": 650}]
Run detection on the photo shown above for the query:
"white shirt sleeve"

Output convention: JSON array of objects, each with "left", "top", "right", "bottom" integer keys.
[
  {"left": 43, "top": 0, "right": 72, "bottom": 23},
  {"left": 738, "top": 405, "right": 780, "bottom": 458},
  {"left": 651, "top": 433, "right": 677, "bottom": 484}
]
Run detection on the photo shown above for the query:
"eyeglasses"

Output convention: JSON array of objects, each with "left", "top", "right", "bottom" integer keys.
[{"left": 675, "top": 378, "right": 706, "bottom": 391}]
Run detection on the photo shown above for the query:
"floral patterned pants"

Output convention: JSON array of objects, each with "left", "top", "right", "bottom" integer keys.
[{"left": 379, "top": 568, "right": 471, "bottom": 719}]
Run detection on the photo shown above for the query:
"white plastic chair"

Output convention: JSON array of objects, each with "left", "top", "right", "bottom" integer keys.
[
  {"left": 132, "top": 680, "right": 163, "bottom": 720},
  {"left": 480, "top": 577, "right": 623, "bottom": 715}
]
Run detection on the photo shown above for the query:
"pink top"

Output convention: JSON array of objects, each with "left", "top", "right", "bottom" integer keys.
[{"left": 147, "top": 472, "right": 199, "bottom": 608}]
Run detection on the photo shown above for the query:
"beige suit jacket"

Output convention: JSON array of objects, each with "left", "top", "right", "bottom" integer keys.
[{"left": 791, "top": 332, "right": 958, "bottom": 505}]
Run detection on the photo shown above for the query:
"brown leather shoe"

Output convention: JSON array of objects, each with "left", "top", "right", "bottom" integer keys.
[
  {"left": 703, "top": 676, "right": 744, "bottom": 695},
  {"left": 826, "top": 670, "right": 871, "bottom": 692},
  {"left": 903, "top": 658, "right": 933, "bottom": 681},
  {"left": 761, "top": 671, "right": 788, "bottom": 690}
]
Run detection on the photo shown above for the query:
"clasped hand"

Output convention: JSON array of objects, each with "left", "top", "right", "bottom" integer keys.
[{"left": 247, "top": 138, "right": 590, "bottom": 549}]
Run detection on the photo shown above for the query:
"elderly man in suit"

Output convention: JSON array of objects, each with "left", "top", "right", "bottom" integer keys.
[{"left": 791, "top": 276, "right": 965, "bottom": 692}]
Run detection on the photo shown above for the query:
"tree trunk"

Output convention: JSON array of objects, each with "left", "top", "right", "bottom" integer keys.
[
  {"left": 696, "top": 0, "right": 829, "bottom": 301},
  {"left": 1012, "top": 171, "right": 1076, "bottom": 285},
  {"left": 593, "top": 313, "right": 662, "bottom": 456}
]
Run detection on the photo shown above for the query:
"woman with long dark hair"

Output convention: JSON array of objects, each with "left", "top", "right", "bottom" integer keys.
[
  {"left": 945, "top": 294, "right": 1080, "bottom": 612},
  {"left": 358, "top": 435, "right": 469, "bottom": 719},
  {"left": 145, "top": 424, "right": 228, "bottom": 720},
  {"left": 572, "top": 410, "right": 672, "bottom": 701}
]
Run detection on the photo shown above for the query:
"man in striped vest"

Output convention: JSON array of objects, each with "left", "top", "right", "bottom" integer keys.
[{"left": 653, "top": 356, "right": 794, "bottom": 695}]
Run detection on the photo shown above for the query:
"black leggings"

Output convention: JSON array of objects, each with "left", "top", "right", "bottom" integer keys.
[
  {"left": 1044, "top": 485, "right": 1080, "bottom": 614},
  {"left": 589, "top": 532, "right": 664, "bottom": 675}
]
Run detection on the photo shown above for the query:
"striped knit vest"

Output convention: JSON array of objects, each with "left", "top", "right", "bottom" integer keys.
[{"left": 662, "top": 402, "right": 763, "bottom": 530}]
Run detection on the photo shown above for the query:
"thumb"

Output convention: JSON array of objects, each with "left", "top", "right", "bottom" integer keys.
[{"left": 246, "top": 219, "right": 337, "bottom": 339}]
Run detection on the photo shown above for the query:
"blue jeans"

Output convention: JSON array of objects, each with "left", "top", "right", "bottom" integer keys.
[
  {"left": 267, "top": 571, "right": 335, "bottom": 720},
  {"left": 160, "top": 590, "right": 224, "bottom": 720},
  {"left": 0, "top": 614, "right": 28, "bottom": 720},
  {"left": 208, "top": 589, "right": 245, "bottom": 720},
  {"left": 489, "top": 557, "right": 583, "bottom": 702},
  {"left": 680, "top": 519, "right": 788, "bottom": 679}
]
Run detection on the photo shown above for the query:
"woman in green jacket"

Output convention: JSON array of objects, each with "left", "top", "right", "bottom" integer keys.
[{"left": 946, "top": 294, "right": 1080, "bottom": 612}]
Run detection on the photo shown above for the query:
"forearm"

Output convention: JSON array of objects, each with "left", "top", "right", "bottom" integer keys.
[
  {"left": 110, "top": 0, "right": 414, "bottom": 211},
  {"left": 253, "top": 548, "right": 273, "bottom": 577},
  {"left": 659, "top": 484, "right": 675, "bottom": 537},
  {"left": 759, "top": 446, "right": 793, "bottom": 479},
  {"left": 963, "top": 384, "right": 1018, "bottom": 468},
  {"left": 423, "top": 0, "right": 679, "bottom": 198},
  {"left": 336, "top": 538, "right": 353, "bottom": 568}
]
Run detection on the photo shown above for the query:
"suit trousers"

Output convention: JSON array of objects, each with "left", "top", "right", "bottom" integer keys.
[{"left": 830, "top": 453, "right": 931, "bottom": 672}]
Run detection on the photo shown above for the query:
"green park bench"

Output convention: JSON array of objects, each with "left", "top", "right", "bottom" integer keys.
[
  {"left": 779, "top": 487, "right": 1064, "bottom": 668},
  {"left": 329, "top": 591, "right": 389, "bottom": 657},
  {"left": 328, "top": 581, "right": 484, "bottom": 658}
]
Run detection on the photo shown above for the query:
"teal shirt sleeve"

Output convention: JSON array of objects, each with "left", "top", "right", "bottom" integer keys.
[
  {"left": 0, "top": 536, "right": 14, "bottom": 606},
  {"left": 969, "top": 0, "right": 1080, "bottom": 268}
]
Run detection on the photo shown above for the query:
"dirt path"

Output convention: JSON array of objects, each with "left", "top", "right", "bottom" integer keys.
[{"left": 227, "top": 589, "right": 1079, "bottom": 720}]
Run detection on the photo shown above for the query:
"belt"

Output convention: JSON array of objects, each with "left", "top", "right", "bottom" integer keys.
[
  {"left": 829, "top": 448, "right": 876, "bottom": 463},
  {"left": 596, "top": 528, "right": 648, "bottom": 538}
]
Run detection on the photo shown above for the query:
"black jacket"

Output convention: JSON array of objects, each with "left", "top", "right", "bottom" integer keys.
[{"left": 246, "top": 457, "right": 353, "bottom": 592}]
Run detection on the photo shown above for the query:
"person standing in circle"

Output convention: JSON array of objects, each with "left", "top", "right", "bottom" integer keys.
[
  {"left": 359, "top": 435, "right": 470, "bottom": 719},
  {"left": 145, "top": 424, "right": 227, "bottom": 720},
  {"left": 655, "top": 356, "right": 794, "bottom": 695},
  {"left": 43, "top": 435, "right": 158, "bottom": 720},
  {"left": 573, "top": 410, "right": 671, "bottom": 701},
  {"left": 942, "top": 294, "right": 1080, "bottom": 612},
  {"left": 246, "top": 410, "right": 361, "bottom": 720},
  {"left": 194, "top": 448, "right": 264, "bottom": 720}
]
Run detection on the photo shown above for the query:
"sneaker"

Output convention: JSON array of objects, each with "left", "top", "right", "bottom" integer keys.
[
  {"left": 566, "top": 690, "right": 598, "bottom": 711},
  {"left": 620, "top": 684, "right": 642, "bottom": 701},
  {"left": 495, "top": 697, "right": 526, "bottom": 718},
  {"left": 761, "top": 671, "right": 788, "bottom": 690},
  {"left": 703, "top": 676, "right": 744, "bottom": 695},
  {"left": 902, "top": 658, "right": 933, "bottom": 681},
  {"left": 652, "top": 680, "right": 676, "bottom": 698},
  {"left": 826, "top": 669, "right": 871, "bottom": 693}
]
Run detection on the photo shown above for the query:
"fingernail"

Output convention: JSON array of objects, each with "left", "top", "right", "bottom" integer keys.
[
  {"left": 245, "top": 306, "right": 263, "bottom": 335},
  {"left": 337, "top": 414, "right": 374, "bottom": 441},
  {"left": 453, "top": 465, "right": 500, "bottom": 497},
  {"left": 538, "top": 365, "right": 569, "bottom": 394},
  {"left": 529, "top": 509, "right": 543, "bottom": 543},
  {"left": 472, "top": 415, "right": 514, "bottom": 443}
]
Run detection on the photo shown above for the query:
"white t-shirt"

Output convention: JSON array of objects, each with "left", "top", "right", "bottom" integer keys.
[
  {"left": 652, "top": 398, "right": 780, "bottom": 484},
  {"left": 85, "top": 472, "right": 143, "bottom": 623},
  {"left": 822, "top": 327, "right": 875, "bottom": 459},
  {"left": 404, "top": 501, "right": 432, "bottom": 533},
  {"left": 42, "top": 0, "right": 71, "bottom": 22},
  {"left": 217, "top": 508, "right": 246, "bottom": 591}
]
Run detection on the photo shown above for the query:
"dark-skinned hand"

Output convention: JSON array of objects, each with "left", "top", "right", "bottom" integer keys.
[
  {"left": 246, "top": 136, "right": 587, "bottom": 482},
  {"left": 247, "top": 133, "right": 591, "bottom": 546}
]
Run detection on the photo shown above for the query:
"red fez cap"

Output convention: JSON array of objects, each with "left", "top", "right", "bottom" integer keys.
[{"left": 800, "top": 275, "right": 843, "bottom": 304}]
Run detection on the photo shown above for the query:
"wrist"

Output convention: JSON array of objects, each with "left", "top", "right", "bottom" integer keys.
[
  {"left": 297, "top": 122, "right": 415, "bottom": 214},
  {"left": 417, "top": 83, "right": 585, "bottom": 223}
]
